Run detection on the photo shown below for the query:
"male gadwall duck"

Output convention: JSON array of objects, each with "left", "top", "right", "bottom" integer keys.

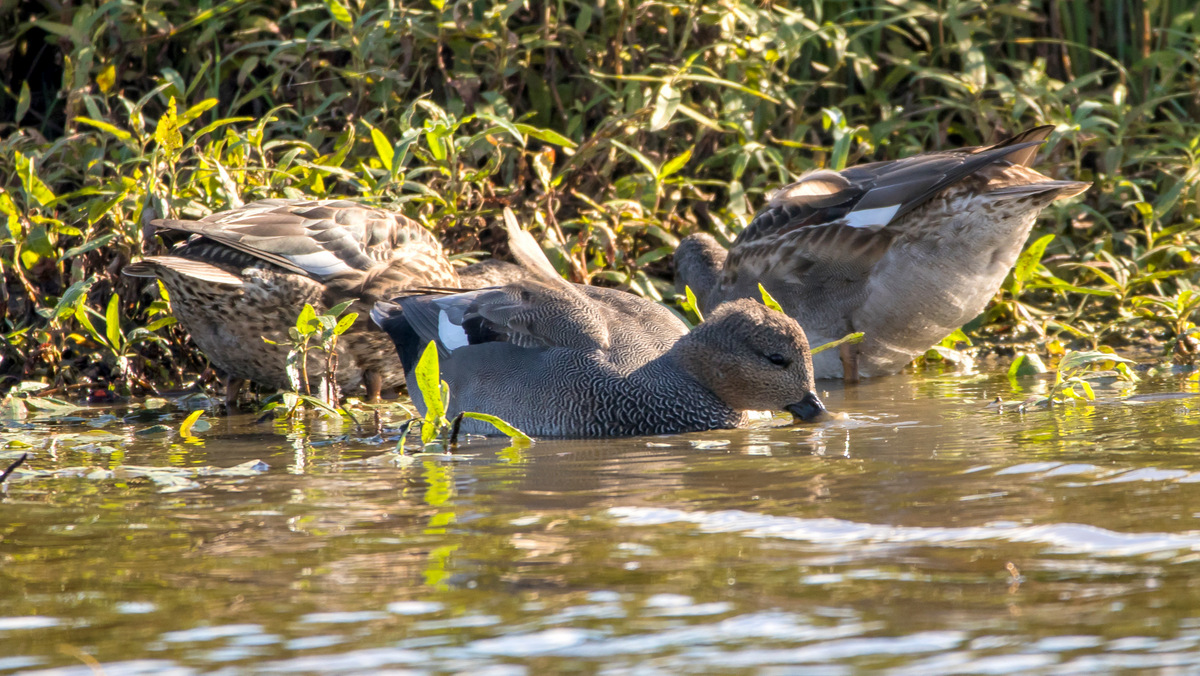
[
  {"left": 371, "top": 212, "right": 826, "bottom": 438},
  {"left": 124, "top": 199, "right": 461, "bottom": 404},
  {"left": 674, "top": 126, "right": 1091, "bottom": 381}
]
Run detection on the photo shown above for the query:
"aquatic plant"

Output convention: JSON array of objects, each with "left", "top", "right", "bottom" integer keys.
[{"left": 397, "top": 342, "right": 531, "bottom": 450}]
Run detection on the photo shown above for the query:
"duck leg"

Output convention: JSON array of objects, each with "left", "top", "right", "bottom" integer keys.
[
  {"left": 224, "top": 377, "right": 245, "bottom": 410},
  {"left": 364, "top": 370, "right": 383, "bottom": 404},
  {"left": 840, "top": 343, "right": 860, "bottom": 384}
]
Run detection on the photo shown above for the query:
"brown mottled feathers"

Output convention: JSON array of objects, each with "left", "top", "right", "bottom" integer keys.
[{"left": 125, "top": 199, "right": 459, "bottom": 399}]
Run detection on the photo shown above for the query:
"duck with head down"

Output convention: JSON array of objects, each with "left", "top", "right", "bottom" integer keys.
[
  {"left": 123, "top": 199, "right": 473, "bottom": 405},
  {"left": 675, "top": 126, "right": 1091, "bottom": 381},
  {"left": 371, "top": 211, "right": 826, "bottom": 439}
]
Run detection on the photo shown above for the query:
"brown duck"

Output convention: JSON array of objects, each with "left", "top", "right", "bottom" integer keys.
[
  {"left": 124, "top": 199, "right": 471, "bottom": 405},
  {"left": 674, "top": 126, "right": 1091, "bottom": 381}
]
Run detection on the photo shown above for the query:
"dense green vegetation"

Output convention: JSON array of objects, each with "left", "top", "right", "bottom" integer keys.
[{"left": 2, "top": 0, "right": 1199, "bottom": 398}]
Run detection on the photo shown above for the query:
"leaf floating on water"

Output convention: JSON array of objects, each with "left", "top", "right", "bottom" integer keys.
[
  {"left": 144, "top": 398, "right": 169, "bottom": 410},
  {"left": 179, "top": 409, "right": 204, "bottom": 437},
  {"left": 690, "top": 439, "right": 731, "bottom": 449},
  {"left": 366, "top": 452, "right": 418, "bottom": 467},
  {"left": 22, "top": 396, "right": 81, "bottom": 416},
  {"left": 135, "top": 425, "right": 173, "bottom": 437},
  {"left": 215, "top": 459, "right": 270, "bottom": 476},
  {"left": 0, "top": 396, "right": 26, "bottom": 420}
]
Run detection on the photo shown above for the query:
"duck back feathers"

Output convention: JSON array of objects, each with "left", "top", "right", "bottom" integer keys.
[{"left": 124, "top": 199, "right": 459, "bottom": 400}]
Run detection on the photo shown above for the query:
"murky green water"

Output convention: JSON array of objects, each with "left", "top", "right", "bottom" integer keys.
[{"left": 5, "top": 365, "right": 1200, "bottom": 674}]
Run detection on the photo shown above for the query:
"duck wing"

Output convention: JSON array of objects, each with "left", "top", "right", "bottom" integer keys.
[
  {"left": 373, "top": 277, "right": 611, "bottom": 366},
  {"left": 152, "top": 199, "right": 446, "bottom": 281},
  {"left": 726, "top": 127, "right": 1054, "bottom": 284}
]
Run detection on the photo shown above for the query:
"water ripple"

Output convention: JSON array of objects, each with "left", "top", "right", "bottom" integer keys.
[{"left": 607, "top": 507, "right": 1200, "bottom": 557}]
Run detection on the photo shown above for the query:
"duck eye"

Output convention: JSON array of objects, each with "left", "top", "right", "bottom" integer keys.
[{"left": 766, "top": 353, "right": 789, "bottom": 367}]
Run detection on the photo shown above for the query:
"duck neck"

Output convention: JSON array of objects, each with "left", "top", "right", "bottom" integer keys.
[
  {"left": 674, "top": 233, "right": 728, "bottom": 314},
  {"left": 633, "top": 351, "right": 747, "bottom": 433}
]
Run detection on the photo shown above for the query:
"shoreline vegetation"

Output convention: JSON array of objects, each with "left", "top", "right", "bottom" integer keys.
[{"left": 2, "top": 1, "right": 1199, "bottom": 402}]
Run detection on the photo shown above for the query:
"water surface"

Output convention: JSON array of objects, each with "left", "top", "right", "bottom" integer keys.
[{"left": 4, "top": 365, "right": 1200, "bottom": 673}]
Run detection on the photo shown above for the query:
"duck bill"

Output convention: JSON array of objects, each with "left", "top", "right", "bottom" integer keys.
[{"left": 785, "top": 391, "right": 827, "bottom": 422}]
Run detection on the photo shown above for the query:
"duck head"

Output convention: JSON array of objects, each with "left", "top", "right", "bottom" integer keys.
[{"left": 674, "top": 298, "right": 827, "bottom": 422}]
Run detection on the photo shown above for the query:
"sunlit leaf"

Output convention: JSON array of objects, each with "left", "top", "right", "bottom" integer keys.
[
  {"left": 179, "top": 409, "right": 204, "bottom": 437},
  {"left": 462, "top": 412, "right": 532, "bottom": 444},
  {"left": 650, "top": 82, "right": 681, "bottom": 131},
  {"left": 104, "top": 293, "right": 121, "bottom": 349},
  {"left": 758, "top": 284, "right": 784, "bottom": 313},
  {"left": 811, "top": 332, "right": 864, "bottom": 356},
  {"left": 415, "top": 341, "right": 445, "bottom": 424},
  {"left": 1013, "top": 234, "right": 1055, "bottom": 289}
]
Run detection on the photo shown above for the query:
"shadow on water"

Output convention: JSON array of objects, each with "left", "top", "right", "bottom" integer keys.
[{"left": 5, "top": 366, "right": 1200, "bottom": 673}]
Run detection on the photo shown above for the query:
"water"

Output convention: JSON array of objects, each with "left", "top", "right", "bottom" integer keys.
[{"left": 5, "top": 366, "right": 1200, "bottom": 673}]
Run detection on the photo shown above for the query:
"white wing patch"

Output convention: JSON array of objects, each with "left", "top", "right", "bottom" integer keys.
[
  {"left": 285, "top": 251, "right": 352, "bottom": 277},
  {"left": 843, "top": 203, "right": 901, "bottom": 230},
  {"left": 437, "top": 310, "right": 470, "bottom": 351}
]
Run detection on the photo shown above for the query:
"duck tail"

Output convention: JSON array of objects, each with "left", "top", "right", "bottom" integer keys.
[
  {"left": 370, "top": 300, "right": 423, "bottom": 373},
  {"left": 990, "top": 125, "right": 1056, "bottom": 167},
  {"left": 987, "top": 180, "right": 1091, "bottom": 201}
]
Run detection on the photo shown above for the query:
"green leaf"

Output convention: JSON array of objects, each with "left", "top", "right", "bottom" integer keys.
[
  {"left": 650, "top": 82, "right": 681, "bottom": 131},
  {"left": 758, "top": 283, "right": 784, "bottom": 313},
  {"left": 74, "top": 297, "right": 103, "bottom": 345},
  {"left": 0, "top": 191, "right": 20, "bottom": 242},
  {"left": 1058, "top": 350, "right": 1132, "bottom": 371},
  {"left": 940, "top": 327, "right": 972, "bottom": 348},
  {"left": 324, "top": 0, "right": 353, "bottom": 27},
  {"left": 295, "top": 304, "right": 317, "bottom": 333},
  {"left": 415, "top": 341, "right": 445, "bottom": 423},
  {"left": 659, "top": 147, "right": 692, "bottom": 180},
  {"left": 513, "top": 124, "right": 576, "bottom": 148},
  {"left": 371, "top": 126, "right": 394, "bottom": 173},
  {"left": 154, "top": 96, "right": 183, "bottom": 159},
  {"left": 462, "top": 412, "right": 532, "bottom": 444},
  {"left": 14, "top": 151, "right": 55, "bottom": 207},
  {"left": 76, "top": 116, "right": 133, "bottom": 141},
  {"left": 476, "top": 113, "right": 525, "bottom": 147},
  {"left": 811, "top": 332, "right": 864, "bottom": 356},
  {"left": 52, "top": 277, "right": 96, "bottom": 320},
  {"left": 1013, "top": 234, "right": 1055, "bottom": 289},
  {"left": 333, "top": 312, "right": 358, "bottom": 336},
  {"left": 327, "top": 300, "right": 354, "bottom": 317},
  {"left": 61, "top": 233, "right": 115, "bottom": 260},
  {"left": 682, "top": 286, "right": 704, "bottom": 322},
  {"left": 1008, "top": 353, "right": 1047, "bottom": 378},
  {"left": 15, "top": 81, "right": 29, "bottom": 125},
  {"left": 610, "top": 140, "right": 658, "bottom": 177},
  {"left": 105, "top": 293, "right": 121, "bottom": 349}
]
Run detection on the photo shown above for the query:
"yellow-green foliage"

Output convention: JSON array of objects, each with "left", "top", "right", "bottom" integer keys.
[{"left": 2, "top": 1, "right": 1200, "bottom": 393}]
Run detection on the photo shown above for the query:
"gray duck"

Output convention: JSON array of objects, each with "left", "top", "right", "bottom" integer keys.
[
  {"left": 674, "top": 126, "right": 1091, "bottom": 381},
  {"left": 370, "top": 211, "right": 826, "bottom": 438},
  {"left": 124, "top": 199, "right": 462, "bottom": 404}
]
